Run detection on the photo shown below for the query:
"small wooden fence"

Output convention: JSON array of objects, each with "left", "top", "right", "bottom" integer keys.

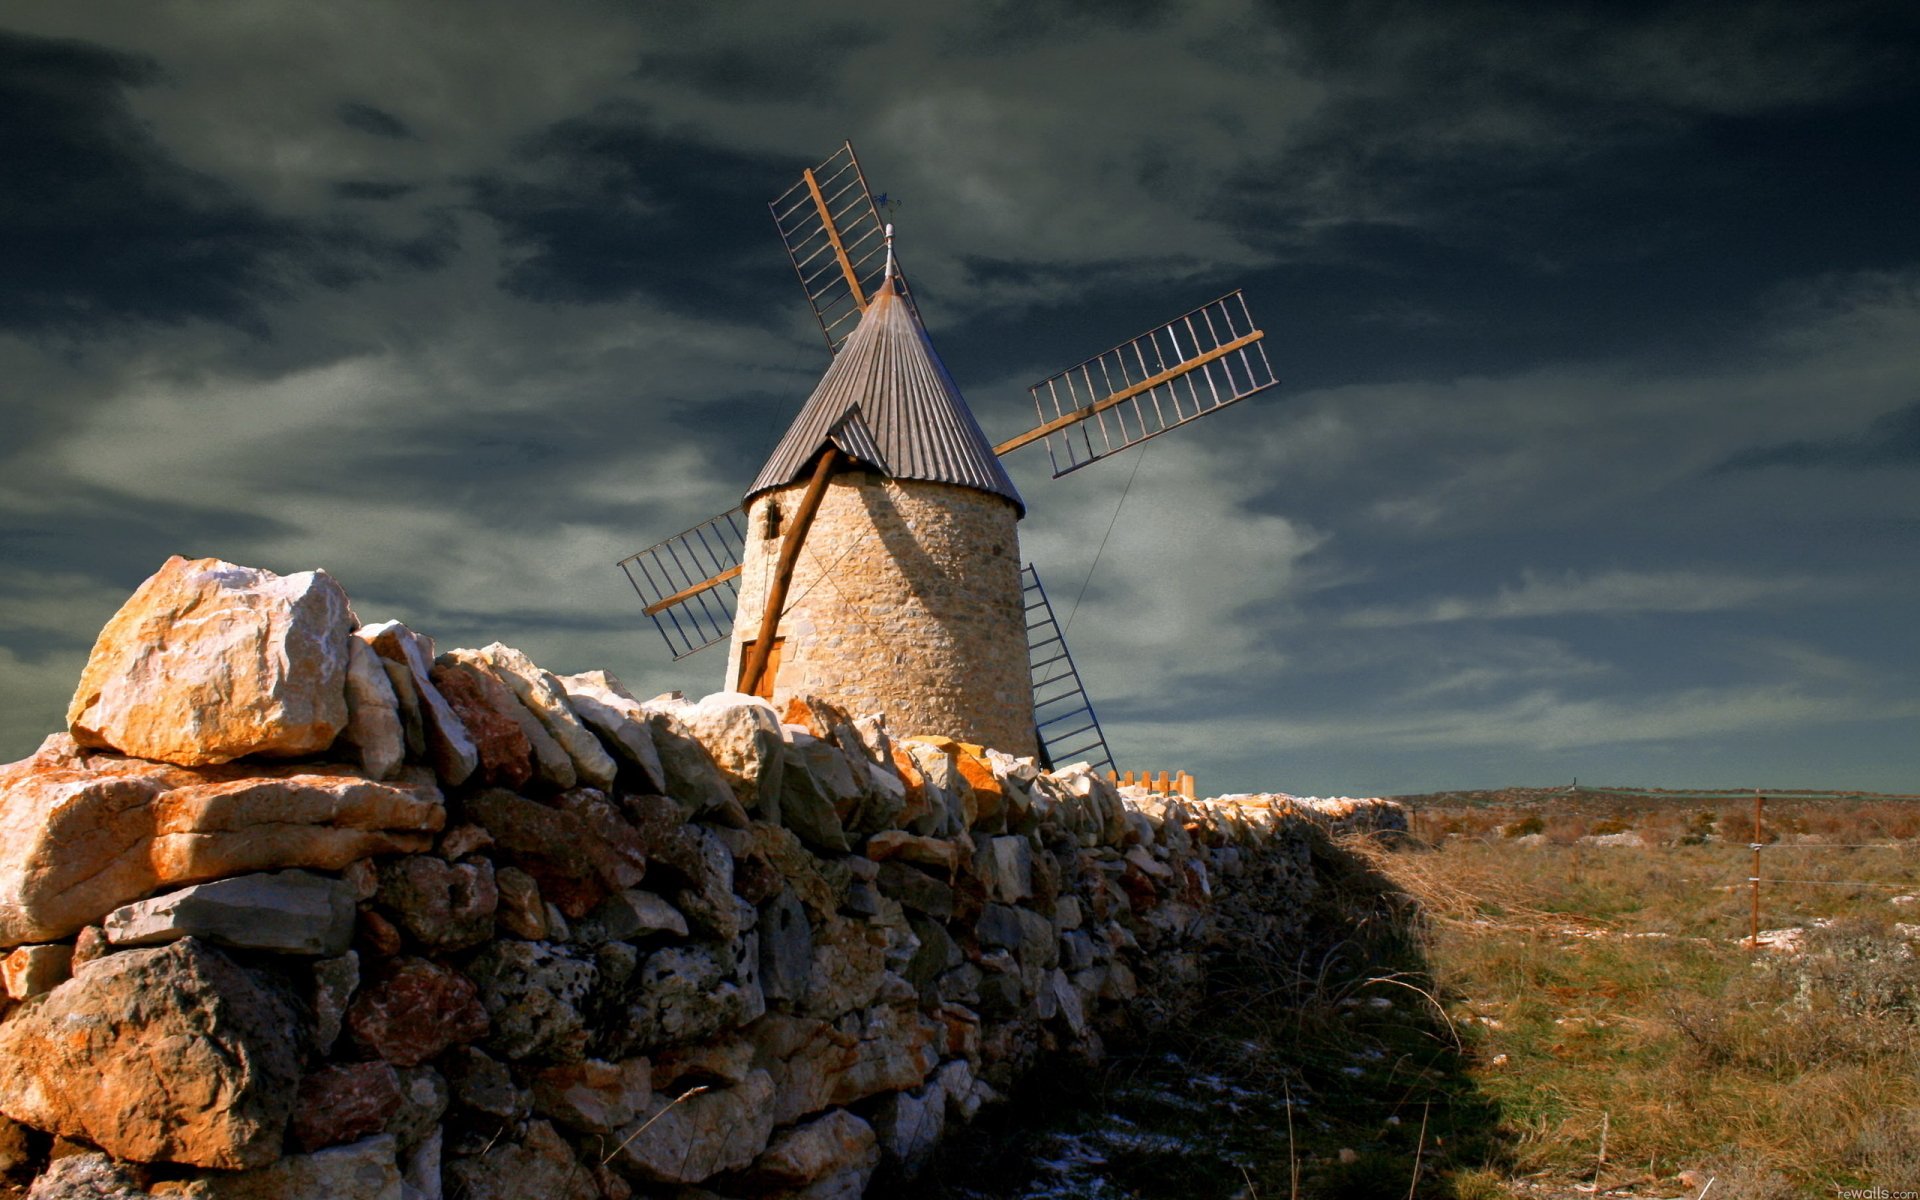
[{"left": 1107, "top": 769, "right": 1196, "bottom": 799}]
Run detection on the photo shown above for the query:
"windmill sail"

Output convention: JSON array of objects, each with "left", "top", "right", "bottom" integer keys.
[
  {"left": 1024, "top": 564, "right": 1115, "bottom": 774},
  {"left": 995, "top": 290, "right": 1277, "bottom": 477},
  {"left": 616, "top": 508, "right": 748, "bottom": 659},
  {"left": 770, "top": 142, "right": 915, "bottom": 354}
]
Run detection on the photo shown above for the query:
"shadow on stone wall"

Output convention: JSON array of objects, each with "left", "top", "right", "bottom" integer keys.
[{"left": 878, "top": 827, "right": 1511, "bottom": 1199}]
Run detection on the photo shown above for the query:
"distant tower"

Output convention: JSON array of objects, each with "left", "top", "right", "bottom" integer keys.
[{"left": 723, "top": 261, "right": 1035, "bottom": 754}]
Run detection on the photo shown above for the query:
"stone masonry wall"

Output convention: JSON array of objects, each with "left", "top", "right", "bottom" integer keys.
[
  {"left": 725, "top": 474, "right": 1033, "bottom": 758},
  {"left": 0, "top": 557, "right": 1403, "bottom": 1200}
]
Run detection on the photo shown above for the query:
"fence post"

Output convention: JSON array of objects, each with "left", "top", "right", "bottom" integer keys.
[{"left": 1749, "top": 792, "right": 1763, "bottom": 950}]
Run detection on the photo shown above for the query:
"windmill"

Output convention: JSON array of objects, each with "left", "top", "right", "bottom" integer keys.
[{"left": 617, "top": 142, "right": 1277, "bottom": 772}]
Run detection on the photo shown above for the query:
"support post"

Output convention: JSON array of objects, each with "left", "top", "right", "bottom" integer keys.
[
  {"left": 740, "top": 448, "right": 840, "bottom": 699},
  {"left": 1749, "top": 792, "right": 1763, "bottom": 950}
]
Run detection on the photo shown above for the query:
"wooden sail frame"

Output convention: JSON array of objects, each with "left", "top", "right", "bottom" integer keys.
[
  {"left": 769, "top": 142, "right": 916, "bottom": 353},
  {"left": 999, "top": 290, "right": 1278, "bottom": 477}
]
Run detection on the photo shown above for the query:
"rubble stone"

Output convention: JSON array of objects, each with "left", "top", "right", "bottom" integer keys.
[
  {"left": 346, "top": 956, "right": 489, "bottom": 1067},
  {"left": 0, "top": 939, "right": 300, "bottom": 1169},
  {"left": 67, "top": 557, "right": 353, "bottom": 766},
  {"left": 103, "top": 870, "right": 357, "bottom": 956},
  {"left": 0, "top": 743, "right": 441, "bottom": 946}
]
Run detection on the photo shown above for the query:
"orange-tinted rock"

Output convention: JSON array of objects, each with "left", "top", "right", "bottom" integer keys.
[
  {"left": 66, "top": 556, "right": 352, "bottom": 766},
  {"left": 863, "top": 831, "right": 960, "bottom": 875},
  {"left": 905, "top": 737, "right": 1003, "bottom": 828},
  {"left": 952, "top": 743, "right": 1007, "bottom": 826},
  {"left": 0, "top": 939, "right": 300, "bottom": 1169},
  {"left": 890, "top": 746, "right": 929, "bottom": 826},
  {"left": 0, "top": 738, "right": 443, "bottom": 947},
  {"left": 1, "top": 942, "right": 72, "bottom": 998}
]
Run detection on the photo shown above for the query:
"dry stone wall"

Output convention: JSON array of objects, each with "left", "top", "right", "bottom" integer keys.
[{"left": 0, "top": 557, "right": 1402, "bottom": 1200}]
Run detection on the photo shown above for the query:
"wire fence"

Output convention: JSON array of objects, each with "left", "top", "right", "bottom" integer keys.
[{"left": 1743, "top": 793, "right": 1920, "bottom": 948}]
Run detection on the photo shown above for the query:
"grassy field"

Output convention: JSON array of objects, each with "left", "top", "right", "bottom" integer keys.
[{"left": 902, "top": 789, "right": 1920, "bottom": 1199}]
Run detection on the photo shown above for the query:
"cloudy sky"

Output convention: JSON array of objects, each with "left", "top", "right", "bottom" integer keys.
[{"left": 3, "top": 1, "right": 1916, "bottom": 796}]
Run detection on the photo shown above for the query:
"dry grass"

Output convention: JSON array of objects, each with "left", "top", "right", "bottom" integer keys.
[
  {"left": 896, "top": 798, "right": 1920, "bottom": 1198},
  {"left": 1351, "top": 798, "right": 1920, "bottom": 1196}
]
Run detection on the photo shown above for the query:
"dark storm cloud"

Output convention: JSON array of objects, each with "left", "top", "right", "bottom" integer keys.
[
  {"left": 1715, "top": 400, "right": 1920, "bottom": 472},
  {"left": 0, "top": 31, "right": 289, "bottom": 332},
  {"left": 0, "top": 30, "right": 455, "bottom": 335},
  {"left": 0, "top": 482, "right": 294, "bottom": 654},
  {"left": 0, "top": 2, "right": 1915, "bottom": 792},
  {"left": 336, "top": 101, "right": 415, "bottom": 140},
  {"left": 1212, "top": 4, "right": 1920, "bottom": 386},
  {"left": 332, "top": 180, "right": 416, "bottom": 201},
  {"left": 475, "top": 107, "right": 808, "bottom": 322}
]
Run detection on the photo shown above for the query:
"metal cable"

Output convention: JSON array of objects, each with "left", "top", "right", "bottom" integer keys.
[
  {"left": 1750, "top": 877, "right": 1917, "bottom": 889},
  {"left": 1064, "top": 441, "right": 1148, "bottom": 634},
  {"left": 1747, "top": 843, "right": 1914, "bottom": 851}
]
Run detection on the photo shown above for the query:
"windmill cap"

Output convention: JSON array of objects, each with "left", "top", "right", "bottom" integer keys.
[{"left": 746, "top": 280, "right": 1025, "bottom": 515}]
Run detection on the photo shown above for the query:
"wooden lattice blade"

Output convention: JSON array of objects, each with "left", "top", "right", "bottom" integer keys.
[
  {"left": 770, "top": 141, "right": 914, "bottom": 354},
  {"left": 995, "top": 290, "right": 1278, "bottom": 476},
  {"left": 616, "top": 507, "right": 747, "bottom": 659}
]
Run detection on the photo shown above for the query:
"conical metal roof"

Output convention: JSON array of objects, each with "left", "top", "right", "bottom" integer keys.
[{"left": 746, "top": 277, "right": 1025, "bottom": 516}]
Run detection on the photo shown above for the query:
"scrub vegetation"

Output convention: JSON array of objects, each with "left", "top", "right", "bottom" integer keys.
[{"left": 902, "top": 789, "right": 1920, "bottom": 1199}]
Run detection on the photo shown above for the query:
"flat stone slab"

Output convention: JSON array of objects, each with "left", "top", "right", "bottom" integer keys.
[
  {"left": 0, "top": 737, "right": 442, "bottom": 947},
  {"left": 104, "top": 870, "right": 358, "bottom": 956}
]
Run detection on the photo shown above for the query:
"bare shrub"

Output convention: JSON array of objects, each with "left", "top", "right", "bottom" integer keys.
[
  {"left": 1501, "top": 814, "right": 1544, "bottom": 839},
  {"left": 1849, "top": 1108, "right": 1920, "bottom": 1183}
]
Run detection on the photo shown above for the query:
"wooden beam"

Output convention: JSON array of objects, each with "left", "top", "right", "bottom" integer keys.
[
  {"left": 641, "top": 564, "right": 742, "bottom": 616},
  {"left": 993, "top": 330, "right": 1265, "bottom": 457},
  {"left": 739, "top": 447, "right": 841, "bottom": 698},
  {"left": 804, "top": 168, "right": 867, "bottom": 314}
]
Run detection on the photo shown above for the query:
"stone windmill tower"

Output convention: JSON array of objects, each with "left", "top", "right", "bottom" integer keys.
[{"left": 620, "top": 144, "right": 1278, "bottom": 766}]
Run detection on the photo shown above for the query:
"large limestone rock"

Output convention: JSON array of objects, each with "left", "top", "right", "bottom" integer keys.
[
  {"left": 103, "top": 869, "right": 358, "bottom": 956},
  {"left": 339, "top": 637, "right": 405, "bottom": 780},
  {"left": 608, "top": 1069, "right": 776, "bottom": 1185},
  {"left": 444, "top": 1120, "right": 595, "bottom": 1200},
  {"left": 66, "top": 557, "right": 353, "bottom": 766},
  {"left": 0, "top": 739, "right": 443, "bottom": 946},
  {"left": 636, "top": 701, "right": 740, "bottom": 820},
  {"left": 174, "top": 1134, "right": 405, "bottom": 1200},
  {"left": 679, "top": 692, "right": 785, "bottom": 817},
  {"left": 473, "top": 643, "right": 617, "bottom": 791},
  {"left": 356, "top": 621, "right": 478, "bottom": 787},
  {"left": 552, "top": 671, "right": 665, "bottom": 791},
  {"left": 0, "top": 939, "right": 301, "bottom": 1170},
  {"left": 740, "top": 1108, "right": 879, "bottom": 1197},
  {"left": 435, "top": 651, "right": 569, "bottom": 789}
]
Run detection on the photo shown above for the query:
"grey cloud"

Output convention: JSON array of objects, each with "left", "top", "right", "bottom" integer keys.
[
  {"left": 1713, "top": 400, "right": 1920, "bottom": 473},
  {"left": 0, "top": 4, "right": 1914, "bottom": 797}
]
